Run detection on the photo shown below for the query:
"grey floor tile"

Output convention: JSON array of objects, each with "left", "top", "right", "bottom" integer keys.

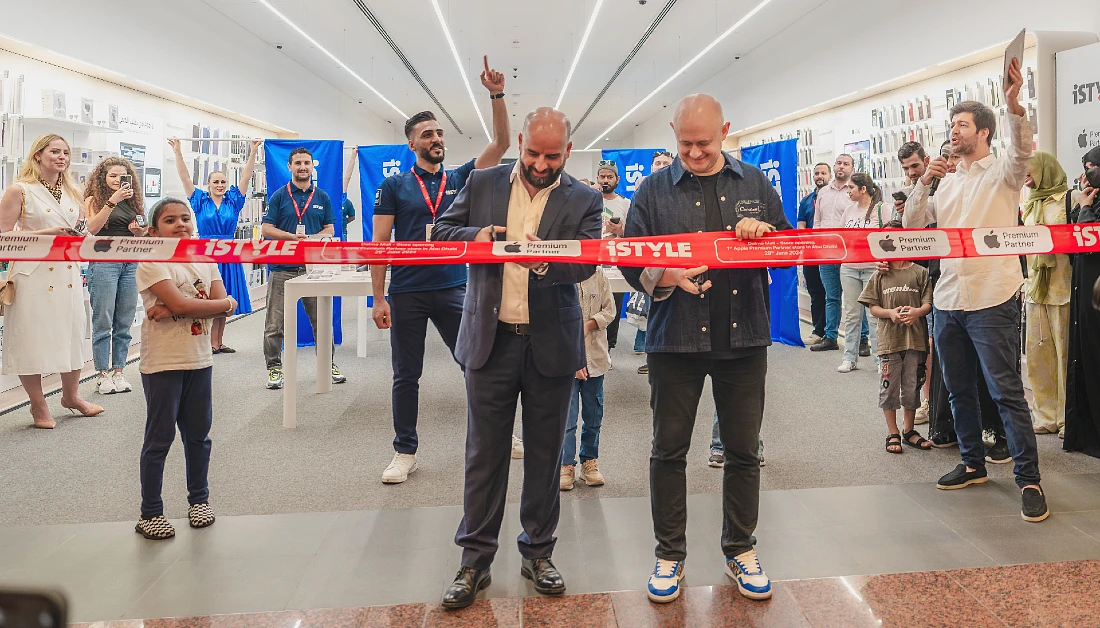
[
  {"left": 499, "top": 499, "right": 580, "bottom": 546},
  {"left": 39, "top": 520, "right": 200, "bottom": 571},
  {"left": 1046, "top": 510, "right": 1100, "bottom": 543},
  {"left": 287, "top": 545, "right": 450, "bottom": 609},
  {"left": 183, "top": 511, "right": 340, "bottom": 560},
  {"left": 580, "top": 533, "right": 660, "bottom": 593},
  {"left": 18, "top": 560, "right": 171, "bottom": 623},
  {"left": 122, "top": 555, "right": 313, "bottom": 619},
  {"left": 792, "top": 484, "right": 933, "bottom": 527},
  {"left": 317, "top": 506, "right": 460, "bottom": 555},
  {"left": 1035, "top": 474, "right": 1100, "bottom": 513},
  {"left": 898, "top": 479, "right": 1023, "bottom": 523},
  {"left": 0, "top": 525, "right": 76, "bottom": 566},
  {"left": 757, "top": 489, "right": 826, "bottom": 530},
  {"left": 754, "top": 527, "right": 863, "bottom": 581},
  {"left": 828, "top": 519, "right": 996, "bottom": 575},
  {"left": 947, "top": 514, "right": 1100, "bottom": 565},
  {"left": 573, "top": 496, "right": 653, "bottom": 542}
]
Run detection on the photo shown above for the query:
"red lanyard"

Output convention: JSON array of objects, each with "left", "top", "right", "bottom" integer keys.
[
  {"left": 411, "top": 169, "right": 447, "bottom": 221},
  {"left": 287, "top": 183, "right": 316, "bottom": 224}
]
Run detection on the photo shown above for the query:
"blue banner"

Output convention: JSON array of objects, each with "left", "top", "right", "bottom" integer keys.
[
  {"left": 264, "top": 139, "right": 345, "bottom": 347},
  {"left": 600, "top": 148, "right": 664, "bottom": 199},
  {"left": 739, "top": 139, "right": 802, "bottom": 348},
  {"left": 357, "top": 144, "right": 416, "bottom": 242}
]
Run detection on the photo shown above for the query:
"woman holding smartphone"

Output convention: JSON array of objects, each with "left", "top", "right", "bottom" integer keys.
[
  {"left": 169, "top": 138, "right": 260, "bottom": 353},
  {"left": 84, "top": 157, "right": 148, "bottom": 396},
  {"left": 0, "top": 133, "right": 102, "bottom": 428}
]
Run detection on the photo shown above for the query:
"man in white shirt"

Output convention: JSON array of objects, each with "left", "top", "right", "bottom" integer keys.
[
  {"left": 810, "top": 154, "right": 865, "bottom": 353},
  {"left": 598, "top": 161, "right": 631, "bottom": 349},
  {"left": 903, "top": 57, "right": 1047, "bottom": 522}
]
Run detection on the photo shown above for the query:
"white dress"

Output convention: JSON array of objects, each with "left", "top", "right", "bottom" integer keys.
[{"left": 1, "top": 181, "right": 85, "bottom": 375}]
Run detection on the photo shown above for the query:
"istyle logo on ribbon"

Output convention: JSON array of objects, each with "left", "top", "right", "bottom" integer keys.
[
  {"left": 79, "top": 237, "right": 179, "bottom": 260},
  {"left": 492, "top": 240, "right": 581, "bottom": 257},
  {"left": 604, "top": 240, "right": 693, "bottom": 260},
  {"left": 1073, "top": 225, "right": 1100, "bottom": 248},
  {"left": 972, "top": 227, "right": 1053, "bottom": 255},
  {"left": 867, "top": 231, "right": 950, "bottom": 259},
  {"left": 0, "top": 234, "right": 54, "bottom": 258}
]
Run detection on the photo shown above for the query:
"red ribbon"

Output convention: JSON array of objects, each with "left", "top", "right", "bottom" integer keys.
[{"left": 1, "top": 225, "right": 1097, "bottom": 267}]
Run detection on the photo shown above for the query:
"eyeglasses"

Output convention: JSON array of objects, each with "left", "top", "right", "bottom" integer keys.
[
  {"left": 598, "top": 160, "right": 617, "bottom": 168},
  {"left": 653, "top": 151, "right": 673, "bottom": 159}
]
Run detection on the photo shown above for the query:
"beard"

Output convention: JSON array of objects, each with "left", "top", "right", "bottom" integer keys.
[
  {"left": 600, "top": 182, "right": 616, "bottom": 194},
  {"left": 418, "top": 143, "right": 445, "bottom": 165},
  {"left": 522, "top": 162, "right": 564, "bottom": 190},
  {"left": 293, "top": 171, "right": 312, "bottom": 182},
  {"left": 952, "top": 136, "right": 978, "bottom": 156}
]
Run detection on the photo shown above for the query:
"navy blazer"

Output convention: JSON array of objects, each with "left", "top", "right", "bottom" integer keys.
[{"left": 431, "top": 164, "right": 602, "bottom": 377}]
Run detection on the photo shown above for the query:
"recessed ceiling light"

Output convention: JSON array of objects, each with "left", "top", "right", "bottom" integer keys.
[
  {"left": 255, "top": 0, "right": 406, "bottom": 119},
  {"left": 431, "top": 0, "right": 492, "bottom": 141},
  {"left": 555, "top": 0, "right": 604, "bottom": 110},
  {"left": 583, "top": 0, "right": 775, "bottom": 149}
]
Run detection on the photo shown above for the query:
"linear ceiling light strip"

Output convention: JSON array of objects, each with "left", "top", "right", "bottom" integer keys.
[
  {"left": 582, "top": 0, "right": 774, "bottom": 149},
  {"left": 430, "top": 0, "right": 491, "bottom": 141},
  {"left": 350, "top": 0, "right": 463, "bottom": 133},
  {"left": 573, "top": 0, "right": 677, "bottom": 134},
  {"left": 555, "top": 0, "right": 605, "bottom": 110},
  {"left": 255, "top": 0, "right": 408, "bottom": 119}
]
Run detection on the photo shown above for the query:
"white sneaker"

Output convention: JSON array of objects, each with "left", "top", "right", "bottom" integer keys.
[
  {"left": 647, "top": 559, "right": 685, "bottom": 603},
  {"left": 805, "top": 333, "right": 823, "bottom": 345},
  {"left": 96, "top": 372, "right": 116, "bottom": 395},
  {"left": 837, "top": 360, "right": 857, "bottom": 373},
  {"left": 112, "top": 371, "right": 133, "bottom": 393},
  {"left": 381, "top": 452, "right": 418, "bottom": 484},
  {"left": 915, "top": 399, "right": 930, "bottom": 425},
  {"left": 511, "top": 435, "right": 524, "bottom": 459},
  {"left": 726, "top": 549, "right": 772, "bottom": 600}
]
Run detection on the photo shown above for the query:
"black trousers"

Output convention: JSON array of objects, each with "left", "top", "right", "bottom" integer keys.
[
  {"left": 648, "top": 350, "right": 767, "bottom": 561},
  {"left": 803, "top": 265, "right": 826, "bottom": 338},
  {"left": 607, "top": 293, "right": 626, "bottom": 348},
  {"left": 455, "top": 330, "right": 575, "bottom": 570}
]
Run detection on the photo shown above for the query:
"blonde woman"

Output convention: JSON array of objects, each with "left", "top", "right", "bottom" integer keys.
[{"left": 0, "top": 133, "right": 103, "bottom": 428}]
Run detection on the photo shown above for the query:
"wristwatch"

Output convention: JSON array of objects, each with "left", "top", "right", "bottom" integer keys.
[
  {"left": 490, "top": 92, "right": 505, "bottom": 100},
  {"left": 532, "top": 262, "right": 550, "bottom": 276}
]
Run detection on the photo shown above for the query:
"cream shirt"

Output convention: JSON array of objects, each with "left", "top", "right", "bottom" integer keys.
[
  {"left": 814, "top": 179, "right": 857, "bottom": 230},
  {"left": 499, "top": 163, "right": 561, "bottom": 324}
]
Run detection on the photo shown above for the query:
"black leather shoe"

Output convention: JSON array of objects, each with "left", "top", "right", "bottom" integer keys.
[
  {"left": 521, "top": 557, "right": 566, "bottom": 595},
  {"left": 442, "top": 567, "right": 491, "bottom": 609}
]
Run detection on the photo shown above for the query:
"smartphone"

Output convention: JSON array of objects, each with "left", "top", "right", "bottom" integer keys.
[
  {"left": 610, "top": 217, "right": 621, "bottom": 224},
  {"left": 134, "top": 214, "right": 147, "bottom": 228},
  {"left": 69, "top": 217, "right": 88, "bottom": 235},
  {"left": 119, "top": 174, "right": 132, "bottom": 189},
  {"left": 891, "top": 191, "right": 908, "bottom": 203},
  {"left": 0, "top": 588, "right": 68, "bottom": 628}
]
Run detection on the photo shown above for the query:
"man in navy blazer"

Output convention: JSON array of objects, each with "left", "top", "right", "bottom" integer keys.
[{"left": 431, "top": 107, "right": 601, "bottom": 609}]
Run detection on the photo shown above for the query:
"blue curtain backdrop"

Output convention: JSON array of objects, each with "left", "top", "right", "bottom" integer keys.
[
  {"left": 739, "top": 139, "right": 803, "bottom": 347},
  {"left": 600, "top": 148, "right": 663, "bottom": 199},
  {"left": 357, "top": 144, "right": 416, "bottom": 242},
  {"left": 264, "top": 139, "right": 345, "bottom": 347}
]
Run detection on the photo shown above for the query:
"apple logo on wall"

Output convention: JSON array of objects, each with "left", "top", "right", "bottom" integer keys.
[
  {"left": 984, "top": 231, "right": 1001, "bottom": 249},
  {"left": 94, "top": 239, "right": 113, "bottom": 253},
  {"left": 1081, "top": 130, "right": 1089, "bottom": 149},
  {"left": 879, "top": 235, "right": 897, "bottom": 252}
]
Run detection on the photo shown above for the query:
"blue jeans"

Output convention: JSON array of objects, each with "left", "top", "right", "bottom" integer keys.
[
  {"left": 819, "top": 264, "right": 842, "bottom": 339},
  {"left": 934, "top": 298, "right": 1039, "bottom": 488},
  {"left": 710, "top": 411, "right": 763, "bottom": 458},
  {"left": 88, "top": 262, "right": 138, "bottom": 372},
  {"left": 140, "top": 367, "right": 213, "bottom": 518},
  {"left": 561, "top": 375, "right": 604, "bottom": 466},
  {"left": 840, "top": 266, "right": 878, "bottom": 365},
  {"left": 634, "top": 329, "right": 646, "bottom": 352}
]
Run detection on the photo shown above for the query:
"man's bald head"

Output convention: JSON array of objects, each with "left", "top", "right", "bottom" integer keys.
[
  {"left": 669, "top": 94, "right": 730, "bottom": 176},
  {"left": 518, "top": 107, "right": 573, "bottom": 190}
]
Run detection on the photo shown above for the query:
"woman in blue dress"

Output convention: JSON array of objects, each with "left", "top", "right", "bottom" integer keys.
[{"left": 169, "top": 138, "right": 261, "bottom": 353}]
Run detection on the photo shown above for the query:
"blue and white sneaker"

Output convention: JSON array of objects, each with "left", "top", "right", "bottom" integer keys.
[
  {"left": 646, "top": 558, "right": 685, "bottom": 603},
  {"left": 725, "top": 549, "right": 772, "bottom": 600}
]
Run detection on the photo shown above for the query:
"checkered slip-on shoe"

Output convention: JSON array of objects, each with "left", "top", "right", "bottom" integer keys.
[
  {"left": 135, "top": 516, "right": 176, "bottom": 540},
  {"left": 188, "top": 503, "right": 216, "bottom": 529}
]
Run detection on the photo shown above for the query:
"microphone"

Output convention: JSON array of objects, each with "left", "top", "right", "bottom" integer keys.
[{"left": 929, "top": 176, "right": 941, "bottom": 196}]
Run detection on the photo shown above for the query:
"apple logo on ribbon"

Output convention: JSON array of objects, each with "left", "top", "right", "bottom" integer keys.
[
  {"left": 504, "top": 243, "right": 522, "bottom": 253},
  {"left": 879, "top": 235, "right": 897, "bottom": 252},
  {"left": 984, "top": 231, "right": 1001, "bottom": 249},
  {"left": 93, "top": 239, "right": 113, "bottom": 253}
]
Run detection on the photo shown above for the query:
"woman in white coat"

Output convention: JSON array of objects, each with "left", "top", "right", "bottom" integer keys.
[{"left": 0, "top": 133, "right": 103, "bottom": 428}]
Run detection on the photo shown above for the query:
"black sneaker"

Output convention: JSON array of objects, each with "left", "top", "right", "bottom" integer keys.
[
  {"left": 809, "top": 338, "right": 839, "bottom": 352},
  {"left": 708, "top": 452, "right": 725, "bottom": 468},
  {"left": 936, "top": 463, "right": 988, "bottom": 490},
  {"left": 930, "top": 434, "right": 958, "bottom": 448},
  {"left": 985, "top": 440, "right": 1012, "bottom": 464},
  {"left": 858, "top": 338, "right": 871, "bottom": 357},
  {"left": 1021, "top": 487, "right": 1050, "bottom": 522}
]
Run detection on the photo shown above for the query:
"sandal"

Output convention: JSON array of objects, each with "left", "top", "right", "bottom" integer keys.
[
  {"left": 886, "top": 433, "right": 903, "bottom": 454},
  {"left": 902, "top": 429, "right": 932, "bottom": 451}
]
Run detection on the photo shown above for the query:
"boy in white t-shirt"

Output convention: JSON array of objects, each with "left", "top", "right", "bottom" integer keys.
[{"left": 134, "top": 198, "right": 237, "bottom": 540}]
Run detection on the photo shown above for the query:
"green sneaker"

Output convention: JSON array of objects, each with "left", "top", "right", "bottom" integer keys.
[
  {"left": 267, "top": 368, "right": 284, "bottom": 389},
  {"left": 331, "top": 364, "right": 347, "bottom": 384}
]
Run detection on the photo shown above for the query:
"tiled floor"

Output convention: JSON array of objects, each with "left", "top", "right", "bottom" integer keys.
[
  {"left": 67, "top": 560, "right": 1100, "bottom": 627},
  {"left": 8, "top": 476, "right": 1100, "bottom": 623}
]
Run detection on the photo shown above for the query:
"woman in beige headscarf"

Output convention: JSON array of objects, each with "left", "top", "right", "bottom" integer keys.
[{"left": 1021, "top": 151, "right": 1072, "bottom": 437}]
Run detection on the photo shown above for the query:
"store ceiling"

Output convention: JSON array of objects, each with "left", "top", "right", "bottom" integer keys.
[{"left": 199, "top": 0, "right": 825, "bottom": 148}]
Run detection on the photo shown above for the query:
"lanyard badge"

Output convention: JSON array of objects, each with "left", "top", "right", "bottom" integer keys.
[{"left": 287, "top": 183, "right": 317, "bottom": 227}]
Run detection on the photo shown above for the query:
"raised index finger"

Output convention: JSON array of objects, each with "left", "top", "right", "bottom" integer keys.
[{"left": 483, "top": 55, "right": 490, "bottom": 73}]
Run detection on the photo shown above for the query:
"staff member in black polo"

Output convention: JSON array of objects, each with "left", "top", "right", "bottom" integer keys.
[
  {"left": 622, "top": 94, "right": 790, "bottom": 605},
  {"left": 261, "top": 147, "right": 343, "bottom": 390},
  {"left": 372, "top": 56, "right": 511, "bottom": 484}
]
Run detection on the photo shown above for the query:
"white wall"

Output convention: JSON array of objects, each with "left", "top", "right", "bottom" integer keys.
[{"left": 632, "top": 0, "right": 1100, "bottom": 149}]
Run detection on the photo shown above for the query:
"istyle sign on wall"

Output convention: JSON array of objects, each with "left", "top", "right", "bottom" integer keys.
[{"left": 1057, "top": 41, "right": 1100, "bottom": 174}]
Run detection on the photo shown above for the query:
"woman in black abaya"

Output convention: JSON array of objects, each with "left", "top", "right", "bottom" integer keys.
[{"left": 1062, "top": 178, "right": 1100, "bottom": 457}]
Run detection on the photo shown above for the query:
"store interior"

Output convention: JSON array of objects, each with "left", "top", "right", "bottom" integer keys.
[{"left": 3, "top": 0, "right": 1100, "bottom": 626}]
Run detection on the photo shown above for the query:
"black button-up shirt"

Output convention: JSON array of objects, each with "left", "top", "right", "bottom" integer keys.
[{"left": 620, "top": 153, "right": 792, "bottom": 354}]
